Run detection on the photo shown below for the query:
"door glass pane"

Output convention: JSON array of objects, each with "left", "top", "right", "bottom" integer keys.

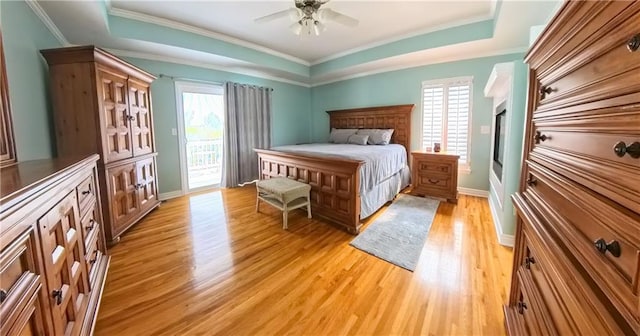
[{"left": 182, "top": 92, "right": 224, "bottom": 190}]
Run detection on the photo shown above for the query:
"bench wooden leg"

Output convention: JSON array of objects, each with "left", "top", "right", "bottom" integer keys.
[
  {"left": 282, "top": 203, "right": 288, "bottom": 229},
  {"left": 306, "top": 197, "right": 312, "bottom": 219},
  {"left": 255, "top": 196, "right": 260, "bottom": 213}
]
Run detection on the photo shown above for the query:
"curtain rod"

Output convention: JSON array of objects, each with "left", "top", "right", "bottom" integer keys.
[
  {"left": 158, "top": 74, "right": 222, "bottom": 86},
  {"left": 158, "top": 74, "right": 273, "bottom": 91}
]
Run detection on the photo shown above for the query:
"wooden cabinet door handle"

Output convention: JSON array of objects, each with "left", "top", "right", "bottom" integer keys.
[
  {"left": 52, "top": 289, "right": 63, "bottom": 305},
  {"left": 539, "top": 86, "right": 553, "bottom": 98},
  {"left": 428, "top": 179, "right": 440, "bottom": 184}
]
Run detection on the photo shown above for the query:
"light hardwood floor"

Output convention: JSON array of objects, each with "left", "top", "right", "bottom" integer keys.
[{"left": 95, "top": 186, "right": 513, "bottom": 335}]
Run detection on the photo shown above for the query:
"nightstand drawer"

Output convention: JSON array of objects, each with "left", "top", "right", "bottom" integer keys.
[
  {"left": 416, "top": 174, "right": 452, "bottom": 190},
  {"left": 416, "top": 161, "right": 454, "bottom": 174}
]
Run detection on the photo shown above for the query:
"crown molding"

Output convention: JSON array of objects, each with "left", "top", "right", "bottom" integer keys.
[
  {"left": 106, "top": 48, "right": 312, "bottom": 88},
  {"left": 310, "top": 14, "right": 494, "bottom": 66},
  {"left": 25, "top": 0, "right": 71, "bottom": 46},
  {"left": 108, "top": 7, "right": 311, "bottom": 67},
  {"left": 310, "top": 46, "right": 528, "bottom": 87}
]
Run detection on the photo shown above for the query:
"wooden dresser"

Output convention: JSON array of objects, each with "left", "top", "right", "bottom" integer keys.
[
  {"left": 505, "top": 1, "right": 640, "bottom": 335},
  {"left": 410, "top": 151, "right": 459, "bottom": 203},
  {"left": 0, "top": 155, "right": 110, "bottom": 335},
  {"left": 40, "top": 46, "right": 160, "bottom": 244}
]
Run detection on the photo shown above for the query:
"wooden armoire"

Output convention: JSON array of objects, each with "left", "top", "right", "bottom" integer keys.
[
  {"left": 505, "top": 1, "right": 639, "bottom": 335},
  {"left": 41, "top": 46, "right": 160, "bottom": 244}
]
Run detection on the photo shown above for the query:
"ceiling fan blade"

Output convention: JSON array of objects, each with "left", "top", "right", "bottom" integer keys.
[
  {"left": 318, "top": 8, "right": 358, "bottom": 27},
  {"left": 255, "top": 8, "right": 300, "bottom": 23}
]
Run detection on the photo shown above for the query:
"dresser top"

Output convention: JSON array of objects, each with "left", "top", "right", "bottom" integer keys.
[{"left": 1, "top": 154, "right": 99, "bottom": 207}]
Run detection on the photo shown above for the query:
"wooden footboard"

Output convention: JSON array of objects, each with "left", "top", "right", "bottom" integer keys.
[{"left": 254, "top": 149, "right": 364, "bottom": 234}]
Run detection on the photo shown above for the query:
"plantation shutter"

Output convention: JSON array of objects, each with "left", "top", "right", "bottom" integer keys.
[
  {"left": 421, "top": 78, "right": 472, "bottom": 167},
  {"left": 421, "top": 86, "right": 444, "bottom": 151}
]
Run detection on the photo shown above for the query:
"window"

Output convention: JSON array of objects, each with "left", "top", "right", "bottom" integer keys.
[{"left": 421, "top": 76, "right": 472, "bottom": 171}]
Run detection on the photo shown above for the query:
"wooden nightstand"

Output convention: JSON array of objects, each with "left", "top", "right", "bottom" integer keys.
[{"left": 410, "top": 151, "right": 459, "bottom": 203}]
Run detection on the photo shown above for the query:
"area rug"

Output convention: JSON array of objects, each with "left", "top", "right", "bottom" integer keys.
[{"left": 350, "top": 194, "right": 440, "bottom": 271}]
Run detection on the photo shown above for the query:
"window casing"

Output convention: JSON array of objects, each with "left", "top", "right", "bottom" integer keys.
[{"left": 421, "top": 76, "right": 473, "bottom": 172}]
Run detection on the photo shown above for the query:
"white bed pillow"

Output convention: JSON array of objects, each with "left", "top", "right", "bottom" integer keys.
[
  {"left": 356, "top": 129, "right": 394, "bottom": 145},
  {"left": 347, "top": 134, "right": 369, "bottom": 145},
  {"left": 329, "top": 128, "right": 358, "bottom": 144}
]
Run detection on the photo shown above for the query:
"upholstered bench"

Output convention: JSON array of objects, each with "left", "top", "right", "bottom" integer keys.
[{"left": 256, "top": 177, "right": 312, "bottom": 229}]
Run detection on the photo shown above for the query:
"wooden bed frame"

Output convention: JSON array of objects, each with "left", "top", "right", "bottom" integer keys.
[{"left": 255, "top": 104, "right": 414, "bottom": 234}]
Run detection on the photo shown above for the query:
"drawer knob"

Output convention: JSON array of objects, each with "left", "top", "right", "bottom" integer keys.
[
  {"left": 628, "top": 34, "right": 640, "bottom": 52},
  {"left": 526, "top": 175, "right": 537, "bottom": 187},
  {"left": 90, "top": 251, "right": 99, "bottom": 265},
  {"left": 428, "top": 179, "right": 440, "bottom": 184},
  {"left": 517, "top": 301, "right": 527, "bottom": 314},
  {"left": 52, "top": 289, "right": 63, "bottom": 305},
  {"left": 594, "top": 238, "right": 621, "bottom": 258},
  {"left": 86, "top": 219, "right": 96, "bottom": 231},
  {"left": 539, "top": 86, "right": 553, "bottom": 98},
  {"left": 0, "top": 289, "right": 7, "bottom": 303},
  {"left": 534, "top": 131, "right": 549, "bottom": 144},
  {"left": 524, "top": 256, "right": 536, "bottom": 269},
  {"left": 81, "top": 189, "right": 91, "bottom": 195},
  {"left": 613, "top": 141, "right": 640, "bottom": 159}
]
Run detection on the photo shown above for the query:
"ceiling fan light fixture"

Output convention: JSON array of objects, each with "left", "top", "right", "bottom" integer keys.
[{"left": 289, "top": 21, "right": 303, "bottom": 35}]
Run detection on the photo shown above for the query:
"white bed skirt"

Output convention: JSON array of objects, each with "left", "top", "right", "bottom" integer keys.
[{"left": 360, "top": 166, "right": 411, "bottom": 219}]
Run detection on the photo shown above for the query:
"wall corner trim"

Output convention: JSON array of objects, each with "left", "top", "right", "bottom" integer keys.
[
  {"left": 25, "top": 0, "right": 71, "bottom": 46},
  {"left": 159, "top": 190, "right": 183, "bottom": 201},
  {"left": 488, "top": 195, "right": 515, "bottom": 247},
  {"left": 458, "top": 187, "right": 489, "bottom": 198}
]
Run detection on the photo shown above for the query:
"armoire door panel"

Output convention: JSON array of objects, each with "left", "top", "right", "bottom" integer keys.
[
  {"left": 135, "top": 157, "right": 157, "bottom": 212},
  {"left": 97, "top": 67, "right": 133, "bottom": 163},
  {"left": 128, "top": 79, "right": 154, "bottom": 157},
  {"left": 106, "top": 162, "right": 140, "bottom": 235},
  {"left": 37, "top": 191, "right": 90, "bottom": 336},
  {"left": 0, "top": 29, "right": 17, "bottom": 167}
]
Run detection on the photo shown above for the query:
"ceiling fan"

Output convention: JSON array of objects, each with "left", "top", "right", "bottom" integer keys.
[{"left": 255, "top": 0, "right": 359, "bottom": 36}]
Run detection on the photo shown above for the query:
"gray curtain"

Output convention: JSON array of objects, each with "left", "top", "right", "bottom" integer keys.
[{"left": 222, "top": 82, "right": 272, "bottom": 187}]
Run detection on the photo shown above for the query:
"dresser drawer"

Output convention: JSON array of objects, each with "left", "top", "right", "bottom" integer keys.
[
  {"left": 84, "top": 230, "right": 102, "bottom": 285},
  {"left": 0, "top": 228, "right": 41, "bottom": 329},
  {"left": 504, "top": 275, "right": 546, "bottom": 336},
  {"left": 77, "top": 173, "right": 96, "bottom": 215},
  {"left": 530, "top": 111, "right": 640, "bottom": 214},
  {"left": 529, "top": 1, "right": 635, "bottom": 75},
  {"left": 524, "top": 162, "right": 639, "bottom": 329},
  {"left": 416, "top": 160, "right": 454, "bottom": 175},
  {"left": 80, "top": 205, "right": 100, "bottom": 246},
  {"left": 513, "top": 193, "right": 631, "bottom": 334},
  {"left": 535, "top": 7, "right": 640, "bottom": 113}
]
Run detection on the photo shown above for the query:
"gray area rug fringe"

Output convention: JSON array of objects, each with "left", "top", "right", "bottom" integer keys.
[{"left": 350, "top": 194, "right": 440, "bottom": 271}]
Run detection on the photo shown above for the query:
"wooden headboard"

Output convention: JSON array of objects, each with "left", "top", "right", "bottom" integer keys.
[{"left": 326, "top": 104, "right": 414, "bottom": 156}]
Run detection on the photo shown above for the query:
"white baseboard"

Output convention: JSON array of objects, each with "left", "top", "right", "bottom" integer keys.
[
  {"left": 488, "top": 195, "right": 515, "bottom": 247},
  {"left": 458, "top": 187, "right": 489, "bottom": 198},
  {"left": 159, "top": 190, "right": 183, "bottom": 201}
]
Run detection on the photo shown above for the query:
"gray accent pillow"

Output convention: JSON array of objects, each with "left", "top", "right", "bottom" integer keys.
[
  {"left": 356, "top": 129, "right": 394, "bottom": 145},
  {"left": 347, "top": 134, "right": 369, "bottom": 145},
  {"left": 329, "top": 128, "right": 358, "bottom": 143}
]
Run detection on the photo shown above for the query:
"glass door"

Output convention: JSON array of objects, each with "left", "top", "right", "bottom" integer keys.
[{"left": 176, "top": 82, "right": 224, "bottom": 192}]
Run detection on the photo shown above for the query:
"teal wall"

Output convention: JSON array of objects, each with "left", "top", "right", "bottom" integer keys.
[
  {"left": 1, "top": 1, "right": 62, "bottom": 160},
  {"left": 310, "top": 53, "right": 525, "bottom": 191},
  {"left": 124, "top": 58, "right": 311, "bottom": 194}
]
